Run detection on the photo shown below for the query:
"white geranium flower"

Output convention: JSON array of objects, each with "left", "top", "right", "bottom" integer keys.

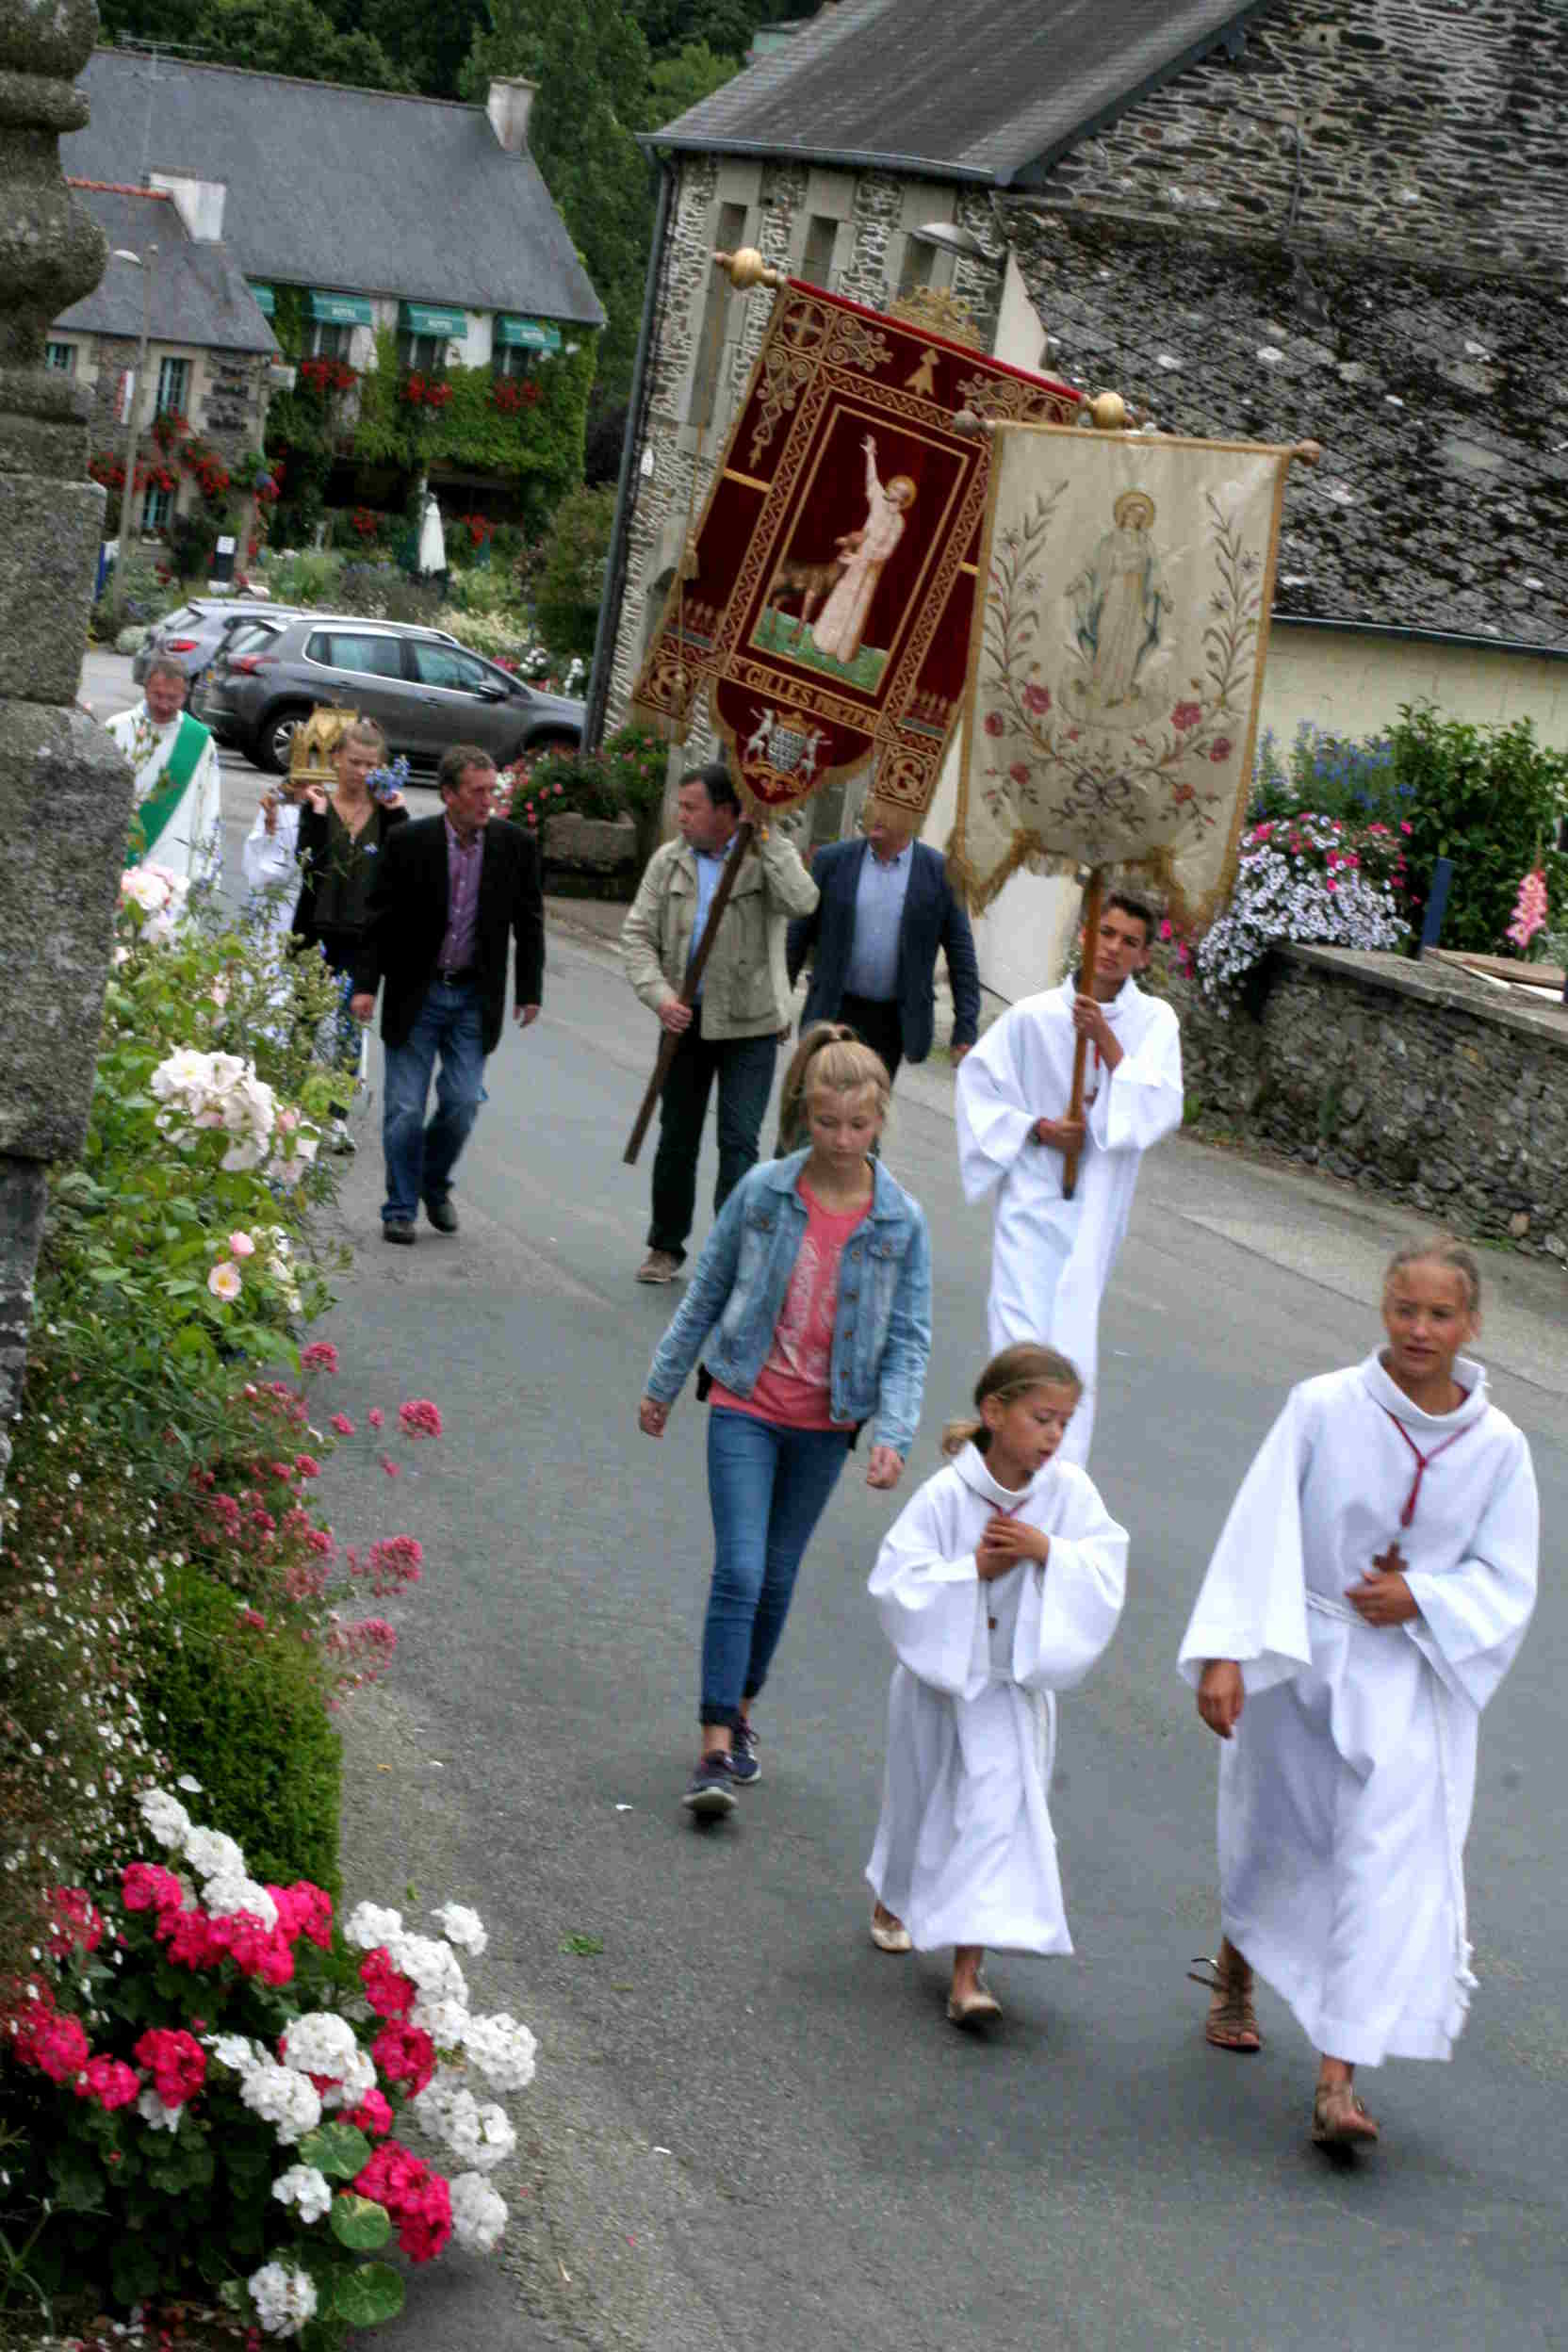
[
  {"left": 431, "top": 1903, "right": 488, "bottom": 1955},
  {"left": 386, "top": 1933, "right": 467, "bottom": 2010},
  {"left": 449, "top": 2171, "right": 507, "bottom": 2253},
  {"left": 271, "top": 2164, "right": 333, "bottom": 2225},
  {"left": 203, "top": 1872, "right": 277, "bottom": 1928},
  {"left": 409, "top": 1995, "right": 470, "bottom": 2048},
  {"left": 138, "top": 2087, "right": 184, "bottom": 2132},
  {"left": 137, "top": 1788, "right": 190, "bottom": 1849},
  {"left": 184, "top": 1825, "right": 247, "bottom": 1883},
  {"left": 248, "top": 2260, "right": 318, "bottom": 2337},
  {"left": 318, "top": 2043, "right": 376, "bottom": 2109},
  {"left": 462, "top": 2012, "right": 537, "bottom": 2095},
  {"left": 411, "top": 2080, "right": 513, "bottom": 2169},
  {"left": 281, "top": 2013, "right": 359, "bottom": 2082},
  {"left": 239, "top": 2061, "right": 322, "bottom": 2147},
  {"left": 207, "top": 2032, "right": 266, "bottom": 2072},
  {"left": 343, "top": 1901, "right": 403, "bottom": 1950}
]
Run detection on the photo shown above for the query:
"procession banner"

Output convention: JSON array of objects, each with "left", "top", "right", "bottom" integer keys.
[
  {"left": 953, "top": 423, "right": 1298, "bottom": 929},
  {"left": 631, "top": 283, "right": 1079, "bottom": 817}
]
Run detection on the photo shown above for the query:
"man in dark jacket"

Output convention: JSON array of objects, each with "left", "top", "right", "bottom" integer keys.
[
  {"left": 787, "top": 796, "right": 981, "bottom": 1083},
  {"left": 351, "top": 743, "right": 543, "bottom": 1243}
]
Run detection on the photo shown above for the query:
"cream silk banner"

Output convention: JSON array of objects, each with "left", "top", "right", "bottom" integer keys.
[{"left": 953, "top": 423, "right": 1297, "bottom": 928}]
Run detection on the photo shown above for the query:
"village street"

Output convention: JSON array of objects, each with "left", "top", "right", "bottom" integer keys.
[{"left": 79, "top": 650, "right": 1568, "bottom": 2347}]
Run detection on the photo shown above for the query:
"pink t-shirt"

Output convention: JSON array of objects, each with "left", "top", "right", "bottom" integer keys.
[{"left": 710, "top": 1178, "right": 870, "bottom": 1430}]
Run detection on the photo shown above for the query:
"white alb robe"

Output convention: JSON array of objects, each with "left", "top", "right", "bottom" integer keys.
[
  {"left": 866, "top": 1443, "right": 1128, "bottom": 1953},
  {"left": 956, "top": 976, "right": 1182, "bottom": 1464},
  {"left": 1178, "top": 1352, "right": 1538, "bottom": 2067},
  {"left": 106, "top": 703, "right": 223, "bottom": 886},
  {"left": 241, "top": 799, "right": 302, "bottom": 943}
]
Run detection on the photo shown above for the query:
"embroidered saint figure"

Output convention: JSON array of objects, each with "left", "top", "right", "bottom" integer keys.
[
  {"left": 1066, "top": 489, "right": 1171, "bottom": 715},
  {"left": 810, "top": 433, "right": 917, "bottom": 668}
]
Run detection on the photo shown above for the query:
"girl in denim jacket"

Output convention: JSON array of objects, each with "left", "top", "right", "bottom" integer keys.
[{"left": 640, "top": 1028, "right": 932, "bottom": 1818}]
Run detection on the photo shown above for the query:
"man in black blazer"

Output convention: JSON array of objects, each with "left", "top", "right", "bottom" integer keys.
[
  {"left": 786, "top": 795, "right": 981, "bottom": 1084},
  {"left": 351, "top": 743, "right": 543, "bottom": 1243}
]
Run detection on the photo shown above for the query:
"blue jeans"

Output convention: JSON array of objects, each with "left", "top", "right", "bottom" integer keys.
[
  {"left": 699, "top": 1408, "right": 849, "bottom": 1728},
  {"left": 381, "top": 982, "right": 486, "bottom": 1225}
]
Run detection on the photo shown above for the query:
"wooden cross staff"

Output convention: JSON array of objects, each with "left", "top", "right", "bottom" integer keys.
[
  {"left": 1062, "top": 868, "right": 1103, "bottom": 1201},
  {"left": 623, "top": 817, "right": 758, "bottom": 1165}
]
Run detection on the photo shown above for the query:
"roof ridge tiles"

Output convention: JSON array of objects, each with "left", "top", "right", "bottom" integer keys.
[{"left": 94, "top": 45, "right": 486, "bottom": 111}]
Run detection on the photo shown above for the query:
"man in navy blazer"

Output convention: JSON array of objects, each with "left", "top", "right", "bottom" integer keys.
[
  {"left": 786, "top": 796, "right": 981, "bottom": 1083},
  {"left": 352, "top": 743, "right": 543, "bottom": 1243}
]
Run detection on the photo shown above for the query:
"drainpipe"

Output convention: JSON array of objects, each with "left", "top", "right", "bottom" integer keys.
[{"left": 583, "top": 154, "right": 674, "bottom": 750}]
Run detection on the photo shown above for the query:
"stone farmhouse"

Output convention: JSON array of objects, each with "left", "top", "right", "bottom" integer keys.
[
  {"left": 597, "top": 0, "right": 1568, "bottom": 998},
  {"left": 61, "top": 53, "right": 604, "bottom": 535},
  {"left": 51, "top": 176, "right": 279, "bottom": 547}
]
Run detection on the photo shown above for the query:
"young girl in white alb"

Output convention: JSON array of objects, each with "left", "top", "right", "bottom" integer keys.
[
  {"left": 865, "top": 1344, "right": 1128, "bottom": 2026},
  {"left": 1180, "top": 1239, "right": 1539, "bottom": 2149}
]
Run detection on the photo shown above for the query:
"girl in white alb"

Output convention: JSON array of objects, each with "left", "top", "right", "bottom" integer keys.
[
  {"left": 1180, "top": 1240, "right": 1539, "bottom": 2149},
  {"left": 865, "top": 1344, "right": 1128, "bottom": 2027}
]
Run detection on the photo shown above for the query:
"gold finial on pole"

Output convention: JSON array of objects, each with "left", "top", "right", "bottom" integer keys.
[
  {"left": 714, "top": 248, "right": 784, "bottom": 292},
  {"left": 1086, "top": 390, "right": 1130, "bottom": 431},
  {"left": 1292, "top": 440, "right": 1324, "bottom": 467},
  {"left": 950, "top": 408, "right": 994, "bottom": 440}
]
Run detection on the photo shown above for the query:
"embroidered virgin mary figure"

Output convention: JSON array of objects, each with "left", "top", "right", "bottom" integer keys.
[
  {"left": 810, "top": 433, "right": 917, "bottom": 670},
  {"left": 1065, "top": 488, "right": 1171, "bottom": 717}
]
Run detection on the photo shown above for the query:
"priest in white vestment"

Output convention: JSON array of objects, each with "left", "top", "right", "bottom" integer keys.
[
  {"left": 107, "top": 655, "right": 222, "bottom": 889},
  {"left": 956, "top": 893, "right": 1182, "bottom": 1465},
  {"left": 1179, "top": 1243, "right": 1538, "bottom": 2147}
]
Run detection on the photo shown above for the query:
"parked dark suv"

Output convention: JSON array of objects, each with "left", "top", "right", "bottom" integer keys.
[{"left": 201, "top": 614, "right": 586, "bottom": 776}]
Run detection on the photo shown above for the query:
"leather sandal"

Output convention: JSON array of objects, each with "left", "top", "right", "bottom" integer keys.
[
  {"left": 870, "top": 1911, "right": 912, "bottom": 1954},
  {"left": 1312, "top": 2083, "right": 1380, "bottom": 2147},
  {"left": 1189, "top": 1950, "right": 1263, "bottom": 2051},
  {"left": 946, "top": 1980, "right": 1003, "bottom": 2028}
]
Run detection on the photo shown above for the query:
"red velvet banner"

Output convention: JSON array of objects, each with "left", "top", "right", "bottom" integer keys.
[{"left": 632, "top": 281, "right": 1079, "bottom": 817}]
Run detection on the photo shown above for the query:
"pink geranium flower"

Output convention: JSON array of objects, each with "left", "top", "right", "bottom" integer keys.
[
  {"left": 134, "top": 2027, "right": 206, "bottom": 2107},
  {"left": 46, "top": 1886, "right": 105, "bottom": 1958},
  {"left": 122, "top": 1862, "right": 185, "bottom": 1916},
  {"left": 398, "top": 1398, "right": 443, "bottom": 1440},
  {"left": 360, "top": 1946, "right": 417, "bottom": 2018},
  {"left": 76, "top": 2054, "right": 140, "bottom": 2111}
]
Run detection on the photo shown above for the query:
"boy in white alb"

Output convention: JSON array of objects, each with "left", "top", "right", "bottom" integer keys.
[
  {"left": 956, "top": 893, "right": 1181, "bottom": 1466},
  {"left": 1179, "top": 1241, "right": 1539, "bottom": 2148}
]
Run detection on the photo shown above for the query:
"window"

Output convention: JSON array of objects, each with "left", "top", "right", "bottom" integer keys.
[
  {"left": 155, "top": 355, "right": 190, "bottom": 416},
  {"left": 409, "top": 643, "right": 494, "bottom": 693},
  {"left": 398, "top": 331, "right": 448, "bottom": 374},
  {"left": 142, "top": 482, "right": 174, "bottom": 533},
  {"left": 896, "top": 238, "right": 936, "bottom": 299},
  {"left": 45, "top": 341, "right": 77, "bottom": 375},
  {"left": 690, "top": 200, "right": 747, "bottom": 429},
  {"left": 307, "top": 630, "right": 403, "bottom": 678},
  {"left": 307, "top": 320, "right": 353, "bottom": 361},
  {"left": 801, "top": 215, "right": 838, "bottom": 289},
  {"left": 492, "top": 341, "right": 534, "bottom": 382}
]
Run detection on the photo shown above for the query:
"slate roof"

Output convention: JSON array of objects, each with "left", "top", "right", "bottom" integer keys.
[
  {"left": 650, "top": 0, "right": 1264, "bottom": 185},
  {"left": 66, "top": 51, "right": 605, "bottom": 328},
  {"left": 55, "top": 185, "right": 278, "bottom": 354}
]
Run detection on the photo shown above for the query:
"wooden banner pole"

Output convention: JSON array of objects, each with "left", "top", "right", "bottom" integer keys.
[
  {"left": 1061, "top": 868, "right": 1103, "bottom": 1202},
  {"left": 623, "top": 818, "right": 758, "bottom": 1167}
]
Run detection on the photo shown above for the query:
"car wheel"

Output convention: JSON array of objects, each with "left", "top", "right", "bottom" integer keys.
[{"left": 258, "top": 704, "right": 311, "bottom": 775}]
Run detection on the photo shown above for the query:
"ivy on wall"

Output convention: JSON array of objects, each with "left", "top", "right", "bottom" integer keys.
[{"left": 263, "top": 315, "right": 594, "bottom": 534}]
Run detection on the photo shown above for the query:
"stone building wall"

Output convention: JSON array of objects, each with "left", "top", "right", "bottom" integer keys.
[
  {"left": 82, "top": 335, "right": 270, "bottom": 530},
  {"left": 1002, "top": 0, "right": 1567, "bottom": 649},
  {"left": 1173, "top": 945, "right": 1568, "bottom": 1258},
  {"left": 605, "top": 154, "right": 1004, "bottom": 744}
]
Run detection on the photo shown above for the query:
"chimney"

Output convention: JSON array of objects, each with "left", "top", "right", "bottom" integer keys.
[
  {"left": 486, "top": 76, "right": 537, "bottom": 155},
  {"left": 149, "top": 170, "right": 226, "bottom": 242}
]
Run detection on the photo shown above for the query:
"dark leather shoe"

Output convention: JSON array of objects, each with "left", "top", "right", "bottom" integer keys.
[
  {"left": 383, "top": 1219, "right": 416, "bottom": 1246},
  {"left": 424, "top": 1197, "right": 459, "bottom": 1234}
]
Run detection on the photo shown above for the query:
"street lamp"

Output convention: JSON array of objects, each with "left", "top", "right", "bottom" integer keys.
[
  {"left": 909, "top": 220, "right": 1008, "bottom": 276},
  {"left": 111, "top": 243, "right": 157, "bottom": 545}
]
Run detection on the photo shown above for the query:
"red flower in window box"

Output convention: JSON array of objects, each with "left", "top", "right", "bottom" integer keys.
[
  {"left": 402, "top": 371, "right": 427, "bottom": 406},
  {"left": 424, "top": 380, "right": 453, "bottom": 411}
]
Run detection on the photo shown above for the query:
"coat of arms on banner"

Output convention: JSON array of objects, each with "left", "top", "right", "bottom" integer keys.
[
  {"left": 632, "top": 283, "right": 1079, "bottom": 816},
  {"left": 953, "top": 425, "right": 1298, "bottom": 927}
]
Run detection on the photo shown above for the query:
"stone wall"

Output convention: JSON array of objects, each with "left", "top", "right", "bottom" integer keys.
[
  {"left": 1003, "top": 0, "right": 1567, "bottom": 650},
  {"left": 1173, "top": 946, "right": 1568, "bottom": 1259},
  {"left": 84, "top": 334, "right": 269, "bottom": 533}
]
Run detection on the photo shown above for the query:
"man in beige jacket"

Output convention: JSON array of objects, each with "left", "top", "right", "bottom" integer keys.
[{"left": 621, "top": 760, "right": 818, "bottom": 1282}]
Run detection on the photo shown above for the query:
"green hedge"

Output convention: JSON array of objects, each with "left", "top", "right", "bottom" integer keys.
[{"left": 144, "top": 1561, "right": 342, "bottom": 1896}]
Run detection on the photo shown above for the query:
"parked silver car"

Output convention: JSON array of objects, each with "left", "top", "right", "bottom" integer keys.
[
  {"left": 200, "top": 613, "right": 585, "bottom": 776},
  {"left": 132, "top": 598, "right": 294, "bottom": 688}
]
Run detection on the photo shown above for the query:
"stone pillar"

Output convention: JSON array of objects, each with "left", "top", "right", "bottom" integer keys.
[{"left": 0, "top": 0, "right": 137, "bottom": 1484}]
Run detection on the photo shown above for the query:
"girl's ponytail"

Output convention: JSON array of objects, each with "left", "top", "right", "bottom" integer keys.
[
  {"left": 941, "top": 1343, "right": 1082, "bottom": 1457},
  {"left": 776, "top": 1021, "right": 886, "bottom": 1153}
]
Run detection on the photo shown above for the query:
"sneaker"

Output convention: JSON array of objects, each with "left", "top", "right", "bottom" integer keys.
[
  {"left": 681, "top": 1752, "right": 737, "bottom": 1818},
  {"left": 729, "top": 1718, "right": 760, "bottom": 1786},
  {"left": 425, "top": 1196, "right": 459, "bottom": 1234},
  {"left": 327, "top": 1119, "right": 357, "bottom": 1156},
  {"left": 637, "top": 1249, "right": 681, "bottom": 1284},
  {"left": 383, "top": 1219, "right": 416, "bottom": 1246}
]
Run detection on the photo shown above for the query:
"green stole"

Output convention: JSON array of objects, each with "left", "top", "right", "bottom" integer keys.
[{"left": 125, "top": 711, "right": 214, "bottom": 867}]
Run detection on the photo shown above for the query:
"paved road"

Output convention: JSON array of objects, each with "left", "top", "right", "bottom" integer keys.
[
  {"left": 289, "top": 923, "right": 1567, "bottom": 2352},
  {"left": 85, "top": 649, "right": 1568, "bottom": 2344}
]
